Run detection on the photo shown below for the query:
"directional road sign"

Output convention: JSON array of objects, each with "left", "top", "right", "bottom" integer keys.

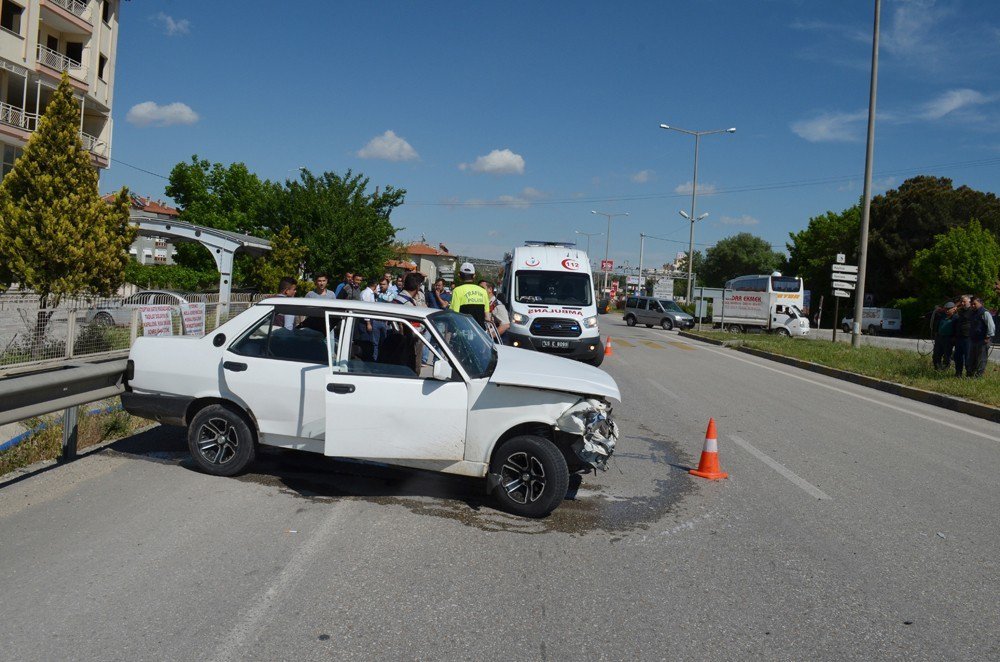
[
  {"left": 833, "top": 289, "right": 852, "bottom": 298},
  {"left": 832, "top": 281, "right": 856, "bottom": 290},
  {"left": 832, "top": 264, "right": 859, "bottom": 273},
  {"left": 831, "top": 272, "right": 858, "bottom": 282}
]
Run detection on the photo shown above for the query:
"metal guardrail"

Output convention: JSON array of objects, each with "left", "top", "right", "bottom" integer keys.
[{"left": 0, "top": 359, "right": 127, "bottom": 461}]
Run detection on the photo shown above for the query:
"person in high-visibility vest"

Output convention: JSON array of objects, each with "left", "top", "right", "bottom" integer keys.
[{"left": 450, "top": 262, "right": 488, "bottom": 326}]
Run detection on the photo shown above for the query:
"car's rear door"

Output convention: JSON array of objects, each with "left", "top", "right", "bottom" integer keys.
[{"left": 323, "top": 311, "right": 467, "bottom": 461}]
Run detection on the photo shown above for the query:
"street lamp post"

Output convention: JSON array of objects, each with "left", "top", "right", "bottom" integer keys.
[
  {"left": 659, "top": 123, "right": 735, "bottom": 301},
  {"left": 574, "top": 229, "right": 603, "bottom": 255},
  {"left": 591, "top": 210, "right": 629, "bottom": 292}
]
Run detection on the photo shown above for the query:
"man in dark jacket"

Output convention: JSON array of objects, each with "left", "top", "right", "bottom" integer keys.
[
  {"left": 952, "top": 295, "right": 974, "bottom": 377},
  {"left": 931, "top": 302, "right": 956, "bottom": 371},
  {"left": 968, "top": 296, "right": 996, "bottom": 378}
]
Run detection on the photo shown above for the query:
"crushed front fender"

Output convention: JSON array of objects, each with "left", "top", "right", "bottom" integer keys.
[{"left": 555, "top": 398, "right": 619, "bottom": 471}]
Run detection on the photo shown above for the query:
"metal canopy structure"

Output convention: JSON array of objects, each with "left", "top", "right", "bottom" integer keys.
[{"left": 131, "top": 216, "right": 271, "bottom": 316}]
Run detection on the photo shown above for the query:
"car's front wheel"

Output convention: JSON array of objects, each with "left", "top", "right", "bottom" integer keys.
[
  {"left": 187, "top": 404, "right": 255, "bottom": 477},
  {"left": 661, "top": 318, "right": 674, "bottom": 331},
  {"left": 490, "top": 435, "right": 569, "bottom": 518}
]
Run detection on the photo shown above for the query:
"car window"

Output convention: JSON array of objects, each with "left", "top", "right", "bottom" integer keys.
[
  {"left": 428, "top": 310, "right": 496, "bottom": 379},
  {"left": 230, "top": 308, "right": 333, "bottom": 364},
  {"left": 660, "top": 300, "right": 683, "bottom": 313},
  {"left": 625, "top": 297, "right": 637, "bottom": 309},
  {"left": 342, "top": 316, "right": 446, "bottom": 379}
]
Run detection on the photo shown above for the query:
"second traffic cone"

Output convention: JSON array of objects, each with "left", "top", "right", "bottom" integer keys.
[
  {"left": 690, "top": 418, "right": 728, "bottom": 480},
  {"left": 604, "top": 336, "right": 613, "bottom": 356}
]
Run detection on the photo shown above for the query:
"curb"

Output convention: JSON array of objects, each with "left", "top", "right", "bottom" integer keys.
[{"left": 678, "top": 332, "right": 1000, "bottom": 424}]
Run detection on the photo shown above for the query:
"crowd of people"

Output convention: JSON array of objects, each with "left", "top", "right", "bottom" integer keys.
[
  {"left": 276, "top": 260, "right": 511, "bottom": 340},
  {"left": 929, "top": 295, "right": 996, "bottom": 378}
]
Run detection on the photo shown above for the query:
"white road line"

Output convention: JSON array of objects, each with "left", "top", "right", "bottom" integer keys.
[
  {"left": 647, "top": 378, "right": 679, "bottom": 399},
  {"left": 697, "top": 344, "right": 1000, "bottom": 444},
  {"left": 729, "top": 434, "right": 832, "bottom": 501},
  {"left": 211, "top": 505, "right": 346, "bottom": 662}
]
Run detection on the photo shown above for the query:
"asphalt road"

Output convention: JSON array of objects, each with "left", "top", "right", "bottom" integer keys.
[{"left": 1, "top": 320, "right": 998, "bottom": 661}]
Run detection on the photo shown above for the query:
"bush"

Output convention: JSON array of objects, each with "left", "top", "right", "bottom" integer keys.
[{"left": 889, "top": 297, "right": 929, "bottom": 338}]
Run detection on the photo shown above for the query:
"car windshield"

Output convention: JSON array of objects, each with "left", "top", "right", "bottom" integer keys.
[
  {"left": 515, "top": 271, "right": 592, "bottom": 306},
  {"left": 428, "top": 310, "right": 497, "bottom": 379},
  {"left": 659, "top": 300, "right": 683, "bottom": 313}
]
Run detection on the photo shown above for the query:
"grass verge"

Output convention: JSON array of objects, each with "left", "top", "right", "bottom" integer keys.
[
  {"left": 0, "top": 399, "right": 151, "bottom": 476},
  {"left": 687, "top": 330, "right": 1000, "bottom": 408}
]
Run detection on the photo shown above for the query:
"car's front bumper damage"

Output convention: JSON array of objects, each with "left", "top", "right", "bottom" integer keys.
[{"left": 556, "top": 398, "right": 618, "bottom": 471}]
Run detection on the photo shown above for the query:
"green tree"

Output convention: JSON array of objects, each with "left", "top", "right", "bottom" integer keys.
[
  {"left": 0, "top": 72, "right": 133, "bottom": 339},
  {"left": 911, "top": 220, "right": 1000, "bottom": 308},
  {"left": 273, "top": 169, "right": 405, "bottom": 280},
  {"left": 700, "top": 233, "right": 784, "bottom": 287},
  {"left": 243, "top": 225, "right": 307, "bottom": 292},
  {"left": 786, "top": 205, "right": 860, "bottom": 325},
  {"left": 868, "top": 176, "right": 1000, "bottom": 303},
  {"left": 165, "top": 156, "right": 279, "bottom": 272}
]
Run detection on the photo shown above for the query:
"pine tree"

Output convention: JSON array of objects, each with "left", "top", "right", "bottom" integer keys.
[{"left": 0, "top": 72, "right": 134, "bottom": 315}]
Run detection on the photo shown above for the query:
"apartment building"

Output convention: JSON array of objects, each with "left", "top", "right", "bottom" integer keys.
[{"left": 0, "top": 0, "right": 119, "bottom": 179}]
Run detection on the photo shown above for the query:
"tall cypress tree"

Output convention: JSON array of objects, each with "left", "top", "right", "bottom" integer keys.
[{"left": 0, "top": 72, "right": 134, "bottom": 313}]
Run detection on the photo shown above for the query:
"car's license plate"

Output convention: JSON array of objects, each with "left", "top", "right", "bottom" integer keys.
[{"left": 540, "top": 340, "right": 570, "bottom": 349}]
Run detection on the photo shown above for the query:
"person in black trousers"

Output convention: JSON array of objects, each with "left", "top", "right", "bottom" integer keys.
[{"left": 952, "top": 295, "right": 974, "bottom": 377}]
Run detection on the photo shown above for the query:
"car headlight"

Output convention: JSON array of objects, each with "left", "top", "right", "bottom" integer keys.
[{"left": 512, "top": 312, "right": 527, "bottom": 325}]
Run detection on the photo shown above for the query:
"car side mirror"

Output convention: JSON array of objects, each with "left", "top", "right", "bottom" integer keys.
[{"left": 432, "top": 360, "right": 453, "bottom": 381}]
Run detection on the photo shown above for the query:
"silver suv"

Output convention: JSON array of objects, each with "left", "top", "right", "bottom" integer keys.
[{"left": 623, "top": 296, "right": 694, "bottom": 331}]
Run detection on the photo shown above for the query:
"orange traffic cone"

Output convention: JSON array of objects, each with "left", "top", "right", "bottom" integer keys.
[
  {"left": 604, "top": 336, "right": 613, "bottom": 356},
  {"left": 689, "top": 418, "right": 728, "bottom": 480}
]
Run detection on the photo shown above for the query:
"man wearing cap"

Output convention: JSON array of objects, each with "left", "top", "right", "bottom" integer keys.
[{"left": 450, "top": 262, "right": 488, "bottom": 326}]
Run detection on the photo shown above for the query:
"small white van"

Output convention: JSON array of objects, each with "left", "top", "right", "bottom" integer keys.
[
  {"left": 841, "top": 307, "right": 902, "bottom": 335},
  {"left": 499, "top": 242, "right": 604, "bottom": 366}
]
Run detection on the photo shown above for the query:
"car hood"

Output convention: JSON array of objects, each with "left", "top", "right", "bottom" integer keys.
[{"left": 489, "top": 345, "right": 621, "bottom": 401}]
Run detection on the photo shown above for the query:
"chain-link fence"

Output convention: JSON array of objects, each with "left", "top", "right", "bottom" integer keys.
[{"left": 0, "top": 293, "right": 267, "bottom": 374}]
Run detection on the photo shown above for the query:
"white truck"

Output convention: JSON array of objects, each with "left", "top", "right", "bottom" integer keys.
[
  {"left": 715, "top": 290, "right": 810, "bottom": 336},
  {"left": 841, "top": 308, "right": 901, "bottom": 335},
  {"left": 499, "top": 242, "right": 604, "bottom": 366}
]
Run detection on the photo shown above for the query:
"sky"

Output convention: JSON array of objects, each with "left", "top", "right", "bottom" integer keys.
[{"left": 102, "top": 0, "right": 1000, "bottom": 270}]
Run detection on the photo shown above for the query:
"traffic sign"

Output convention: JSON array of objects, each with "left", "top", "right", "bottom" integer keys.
[
  {"left": 601, "top": 259, "right": 613, "bottom": 272},
  {"left": 833, "top": 289, "right": 852, "bottom": 298},
  {"left": 832, "top": 281, "right": 856, "bottom": 290},
  {"left": 836, "top": 253, "right": 846, "bottom": 264},
  {"left": 831, "top": 272, "right": 858, "bottom": 282},
  {"left": 832, "top": 264, "right": 859, "bottom": 273}
]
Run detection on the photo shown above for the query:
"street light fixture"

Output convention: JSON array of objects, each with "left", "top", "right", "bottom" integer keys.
[
  {"left": 591, "top": 210, "right": 629, "bottom": 292},
  {"left": 574, "top": 229, "right": 604, "bottom": 255},
  {"left": 660, "top": 123, "right": 735, "bottom": 301}
]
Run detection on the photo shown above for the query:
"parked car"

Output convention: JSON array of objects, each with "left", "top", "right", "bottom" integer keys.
[
  {"left": 122, "top": 297, "right": 620, "bottom": 517},
  {"left": 85, "top": 290, "right": 189, "bottom": 326},
  {"left": 841, "top": 307, "right": 902, "bottom": 335},
  {"left": 623, "top": 295, "right": 695, "bottom": 330}
]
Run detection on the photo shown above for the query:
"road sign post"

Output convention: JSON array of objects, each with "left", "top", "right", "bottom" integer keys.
[{"left": 831, "top": 261, "right": 859, "bottom": 342}]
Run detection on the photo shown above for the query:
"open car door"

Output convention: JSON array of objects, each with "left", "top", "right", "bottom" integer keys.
[{"left": 323, "top": 311, "right": 468, "bottom": 461}]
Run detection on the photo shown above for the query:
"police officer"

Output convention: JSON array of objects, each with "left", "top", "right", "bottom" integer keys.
[{"left": 450, "top": 262, "right": 488, "bottom": 326}]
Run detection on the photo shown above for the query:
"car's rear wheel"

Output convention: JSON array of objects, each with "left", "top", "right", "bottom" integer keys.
[
  {"left": 661, "top": 318, "right": 674, "bottom": 331},
  {"left": 490, "top": 435, "right": 569, "bottom": 518},
  {"left": 94, "top": 312, "right": 114, "bottom": 326},
  {"left": 187, "top": 404, "right": 255, "bottom": 477},
  {"left": 726, "top": 324, "right": 743, "bottom": 334},
  {"left": 624, "top": 314, "right": 636, "bottom": 327},
  {"left": 842, "top": 323, "right": 851, "bottom": 333},
  {"left": 867, "top": 324, "right": 878, "bottom": 336}
]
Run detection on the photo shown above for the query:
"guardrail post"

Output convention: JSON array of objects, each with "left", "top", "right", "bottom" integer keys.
[
  {"left": 65, "top": 311, "right": 77, "bottom": 359},
  {"left": 60, "top": 406, "right": 78, "bottom": 462}
]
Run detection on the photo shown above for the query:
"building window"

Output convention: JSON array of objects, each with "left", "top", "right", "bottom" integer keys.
[
  {"left": 66, "top": 41, "right": 83, "bottom": 64},
  {"left": 1, "top": 0, "right": 23, "bottom": 35},
  {"left": 98, "top": 55, "right": 107, "bottom": 80},
  {"left": 46, "top": 34, "right": 58, "bottom": 51},
  {"left": 102, "top": 0, "right": 111, "bottom": 24},
  {"left": 2, "top": 144, "right": 22, "bottom": 179}
]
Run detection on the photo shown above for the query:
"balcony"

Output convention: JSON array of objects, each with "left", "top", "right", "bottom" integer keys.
[
  {"left": 35, "top": 44, "right": 88, "bottom": 82},
  {"left": 47, "top": 0, "right": 88, "bottom": 18},
  {"left": 0, "top": 101, "right": 108, "bottom": 159},
  {"left": 39, "top": 0, "right": 93, "bottom": 33}
]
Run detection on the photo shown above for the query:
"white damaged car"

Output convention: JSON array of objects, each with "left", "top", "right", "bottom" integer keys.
[{"left": 122, "top": 297, "right": 619, "bottom": 517}]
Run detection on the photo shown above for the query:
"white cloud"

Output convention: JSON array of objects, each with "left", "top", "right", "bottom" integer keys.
[
  {"left": 631, "top": 169, "right": 655, "bottom": 184},
  {"left": 882, "top": 0, "right": 943, "bottom": 58},
  {"left": 521, "top": 187, "right": 546, "bottom": 200},
  {"left": 459, "top": 148, "right": 525, "bottom": 175},
  {"left": 674, "top": 181, "right": 718, "bottom": 195},
  {"left": 357, "top": 130, "right": 419, "bottom": 161},
  {"left": 720, "top": 215, "right": 759, "bottom": 226},
  {"left": 154, "top": 13, "right": 190, "bottom": 36},
  {"left": 126, "top": 101, "right": 199, "bottom": 127},
  {"left": 920, "top": 89, "right": 990, "bottom": 120},
  {"left": 790, "top": 111, "right": 867, "bottom": 142},
  {"left": 442, "top": 188, "right": 545, "bottom": 210}
]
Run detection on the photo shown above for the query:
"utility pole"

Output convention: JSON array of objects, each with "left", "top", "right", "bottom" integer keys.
[{"left": 591, "top": 210, "right": 629, "bottom": 292}]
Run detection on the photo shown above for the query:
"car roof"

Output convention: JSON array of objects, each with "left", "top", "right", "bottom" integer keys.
[{"left": 258, "top": 296, "right": 437, "bottom": 319}]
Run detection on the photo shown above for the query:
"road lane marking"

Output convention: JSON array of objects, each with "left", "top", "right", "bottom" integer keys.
[
  {"left": 614, "top": 338, "right": 636, "bottom": 347},
  {"left": 729, "top": 434, "right": 832, "bottom": 500},
  {"left": 647, "top": 378, "right": 680, "bottom": 399},
  {"left": 211, "top": 505, "right": 346, "bottom": 662},
  {"left": 697, "top": 345, "right": 1000, "bottom": 443},
  {"left": 641, "top": 340, "right": 665, "bottom": 349},
  {"left": 668, "top": 341, "right": 696, "bottom": 351}
]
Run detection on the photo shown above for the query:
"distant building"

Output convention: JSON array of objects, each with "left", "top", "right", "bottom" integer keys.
[
  {"left": 401, "top": 241, "right": 456, "bottom": 283},
  {"left": 0, "top": 0, "right": 121, "bottom": 180},
  {"left": 103, "top": 193, "right": 180, "bottom": 265}
]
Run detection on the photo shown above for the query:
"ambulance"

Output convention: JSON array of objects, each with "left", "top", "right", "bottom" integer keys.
[{"left": 498, "top": 242, "right": 604, "bottom": 366}]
